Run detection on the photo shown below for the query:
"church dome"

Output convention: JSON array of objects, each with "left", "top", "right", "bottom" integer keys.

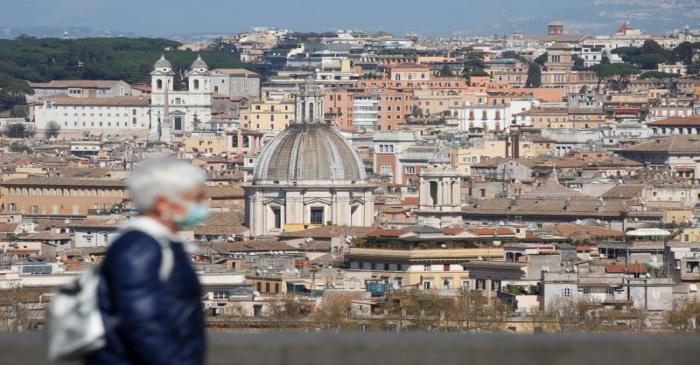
[
  {"left": 253, "top": 124, "right": 366, "bottom": 184},
  {"left": 190, "top": 55, "right": 208, "bottom": 71},
  {"left": 153, "top": 54, "right": 172, "bottom": 70}
]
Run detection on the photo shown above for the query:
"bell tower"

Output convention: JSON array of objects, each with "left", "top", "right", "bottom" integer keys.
[
  {"left": 150, "top": 54, "right": 174, "bottom": 93},
  {"left": 417, "top": 152, "right": 463, "bottom": 227},
  {"left": 295, "top": 80, "right": 325, "bottom": 124}
]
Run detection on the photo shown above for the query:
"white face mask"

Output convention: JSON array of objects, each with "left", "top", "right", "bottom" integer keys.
[
  {"left": 161, "top": 198, "right": 210, "bottom": 228},
  {"left": 173, "top": 201, "right": 210, "bottom": 228}
]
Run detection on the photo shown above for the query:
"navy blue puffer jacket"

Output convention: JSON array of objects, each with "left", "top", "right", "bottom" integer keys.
[{"left": 85, "top": 229, "right": 205, "bottom": 365}]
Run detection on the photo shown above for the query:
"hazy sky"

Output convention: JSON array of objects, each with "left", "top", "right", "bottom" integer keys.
[{"left": 1, "top": 0, "right": 697, "bottom": 37}]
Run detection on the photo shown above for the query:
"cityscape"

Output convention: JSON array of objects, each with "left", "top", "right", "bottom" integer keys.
[{"left": 1, "top": 0, "right": 700, "bottom": 363}]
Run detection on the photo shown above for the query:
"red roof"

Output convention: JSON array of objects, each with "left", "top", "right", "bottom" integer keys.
[
  {"left": 647, "top": 116, "right": 700, "bottom": 126},
  {"left": 613, "top": 108, "right": 640, "bottom": 114},
  {"left": 440, "top": 227, "right": 464, "bottom": 236},
  {"left": 367, "top": 229, "right": 406, "bottom": 238},
  {"left": 605, "top": 264, "right": 647, "bottom": 274},
  {"left": 401, "top": 197, "right": 419, "bottom": 205},
  {"left": 468, "top": 227, "right": 514, "bottom": 236}
]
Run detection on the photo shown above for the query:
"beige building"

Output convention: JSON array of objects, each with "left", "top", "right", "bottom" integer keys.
[
  {"left": 412, "top": 89, "right": 465, "bottom": 117},
  {"left": 518, "top": 136, "right": 556, "bottom": 158},
  {"left": 346, "top": 247, "right": 505, "bottom": 290},
  {"left": 452, "top": 139, "right": 509, "bottom": 175},
  {"left": 389, "top": 63, "right": 431, "bottom": 82},
  {"left": 0, "top": 178, "right": 127, "bottom": 216},
  {"left": 184, "top": 132, "right": 230, "bottom": 155},
  {"left": 241, "top": 99, "right": 295, "bottom": 131}
]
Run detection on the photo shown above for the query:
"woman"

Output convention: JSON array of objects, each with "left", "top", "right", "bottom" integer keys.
[{"left": 86, "top": 157, "right": 209, "bottom": 365}]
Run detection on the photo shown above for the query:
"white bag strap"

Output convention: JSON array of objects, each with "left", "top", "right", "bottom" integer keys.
[{"left": 153, "top": 236, "right": 174, "bottom": 282}]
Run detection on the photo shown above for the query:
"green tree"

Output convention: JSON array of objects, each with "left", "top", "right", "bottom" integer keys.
[
  {"left": 672, "top": 42, "right": 695, "bottom": 65},
  {"left": 534, "top": 52, "right": 548, "bottom": 66},
  {"left": 501, "top": 51, "right": 527, "bottom": 63},
  {"left": 462, "top": 56, "right": 486, "bottom": 78},
  {"left": 9, "top": 143, "right": 32, "bottom": 153},
  {"left": 639, "top": 71, "right": 679, "bottom": 79},
  {"left": 4, "top": 123, "right": 32, "bottom": 138},
  {"left": 572, "top": 55, "right": 586, "bottom": 71},
  {"left": 641, "top": 39, "right": 664, "bottom": 55},
  {"left": 526, "top": 63, "right": 541, "bottom": 88},
  {"left": 439, "top": 64, "right": 454, "bottom": 77},
  {"left": 45, "top": 121, "right": 61, "bottom": 139},
  {"left": 411, "top": 105, "right": 423, "bottom": 118},
  {"left": 589, "top": 63, "right": 640, "bottom": 91}
]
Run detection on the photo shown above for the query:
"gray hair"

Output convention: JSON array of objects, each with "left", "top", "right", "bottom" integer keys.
[{"left": 128, "top": 157, "right": 206, "bottom": 212}]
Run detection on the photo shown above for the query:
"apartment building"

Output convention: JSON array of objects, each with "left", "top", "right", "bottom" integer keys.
[
  {"left": 241, "top": 99, "right": 295, "bottom": 131},
  {"left": 33, "top": 96, "right": 151, "bottom": 139},
  {"left": 0, "top": 178, "right": 128, "bottom": 216},
  {"left": 377, "top": 88, "right": 414, "bottom": 131},
  {"left": 324, "top": 88, "right": 356, "bottom": 131}
]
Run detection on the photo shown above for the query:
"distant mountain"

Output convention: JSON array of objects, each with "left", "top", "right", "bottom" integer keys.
[{"left": 0, "top": 26, "right": 137, "bottom": 39}]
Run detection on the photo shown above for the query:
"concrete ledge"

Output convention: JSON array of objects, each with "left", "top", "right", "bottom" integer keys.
[{"left": 2, "top": 332, "right": 699, "bottom": 365}]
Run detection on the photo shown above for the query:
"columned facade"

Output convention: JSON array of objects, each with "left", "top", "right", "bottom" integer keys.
[
  {"left": 245, "top": 81, "right": 376, "bottom": 237},
  {"left": 417, "top": 165, "right": 463, "bottom": 227}
]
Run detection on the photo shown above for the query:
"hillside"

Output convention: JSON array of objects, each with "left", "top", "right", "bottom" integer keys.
[{"left": 0, "top": 36, "right": 248, "bottom": 113}]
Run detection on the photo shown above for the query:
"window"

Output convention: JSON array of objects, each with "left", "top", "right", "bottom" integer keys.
[
  {"left": 405, "top": 166, "right": 416, "bottom": 174},
  {"left": 253, "top": 305, "right": 262, "bottom": 317},
  {"left": 213, "top": 290, "right": 228, "bottom": 300},
  {"left": 272, "top": 207, "right": 281, "bottom": 229},
  {"left": 476, "top": 279, "right": 486, "bottom": 290},
  {"left": 563, "top": 288, "right": 571, "bottom": 297},
  {"left": 310, "top": 207, "right": 324, "bottom": 225},
  {"left": 424, "top": 264, "right": 431, "bottom": 271}
]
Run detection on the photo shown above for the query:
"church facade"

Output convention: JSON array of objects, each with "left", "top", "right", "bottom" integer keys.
[
  {"left": 149, "top": 55, "right": 213, "bottom": 142},
  {"left": 244, "top": 82, "right": 375, "bottom": 237}
]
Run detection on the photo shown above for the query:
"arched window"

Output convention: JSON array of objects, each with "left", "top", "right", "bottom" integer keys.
[
  {"left": 193, "top": 79, "right": 200, "bottom": 90},
  {"left": 156, "top": 79, "right": 163, "bottom": 90}
]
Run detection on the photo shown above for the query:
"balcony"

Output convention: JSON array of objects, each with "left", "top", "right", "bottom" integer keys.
[{"left": 1, "top": 332, "right": 699, "bottom": 365}]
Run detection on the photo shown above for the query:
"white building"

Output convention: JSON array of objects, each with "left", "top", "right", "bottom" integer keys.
[
  {"left": 658, "top": 62, "right": 687, "bottom": 76},
  {"left": 33, "top": 54, "right": 220, "bottom": 140},
  {"left": 150, "top": 54, "right": 213, "bottom": 140},
  {"left": 209, "top": 68, "right": 261, "bottom": 99},
  {"left": 33, "top": 95, "right": 151, "bottom": 139},
  {"left": 576, "top": 45, "right": 604, "bottom": 67},
  {"left": 352, "top": 93, "right": 379, "bottom": 132},
  {"left": 457, "top": 99, "right": 536, "bottom": 132}
]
